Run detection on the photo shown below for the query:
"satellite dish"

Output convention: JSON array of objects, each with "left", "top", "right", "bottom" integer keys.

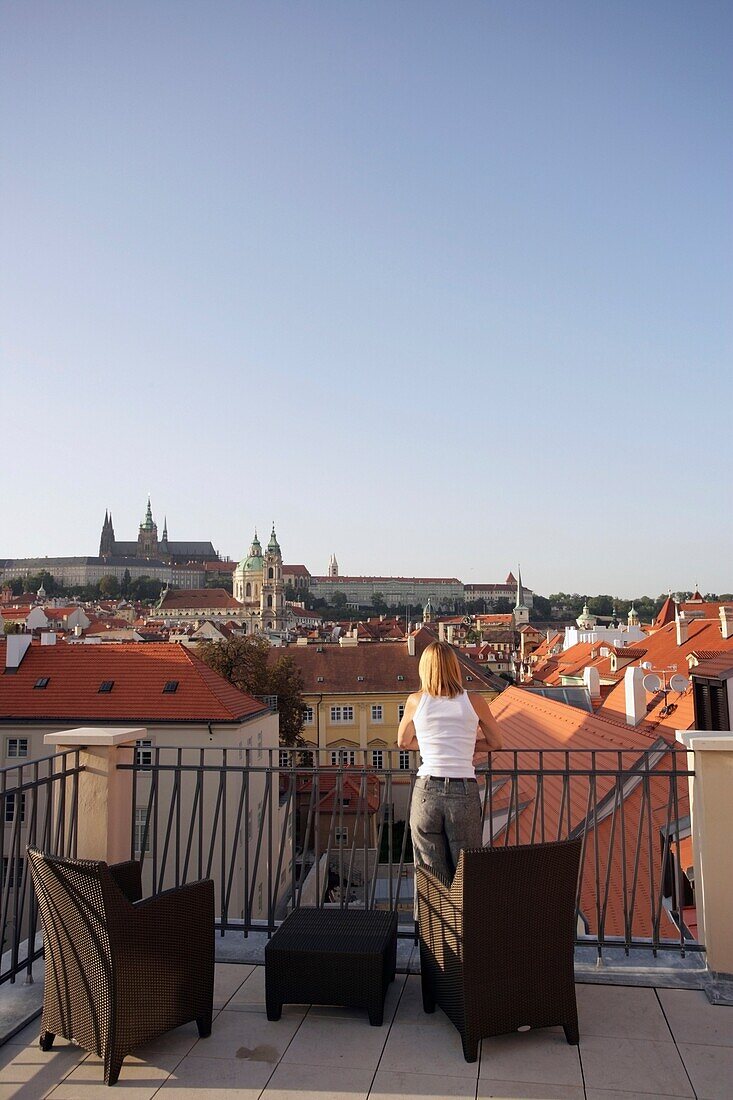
[
  {"left": 669, "top": 674, "right": 690, "bottom": 694},
  {"left": 643, "top": 673, "right": 662, "bottom": 693}
]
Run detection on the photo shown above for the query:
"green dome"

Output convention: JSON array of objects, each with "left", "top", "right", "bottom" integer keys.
[{"left": 237, "top": 531, "right": 263, "bottom": 572}]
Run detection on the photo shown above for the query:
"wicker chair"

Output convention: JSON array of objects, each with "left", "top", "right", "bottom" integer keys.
[
  {"left": 27, "top": 848, "right": 215, "bottom": 1086},
  {"left": 416, "top": 838, "right": 582, "bottom": 1062}
]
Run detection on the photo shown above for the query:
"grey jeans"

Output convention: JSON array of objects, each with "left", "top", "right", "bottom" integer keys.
[{"left": 410, "top": 776, "right": 483, "bottom": 893}]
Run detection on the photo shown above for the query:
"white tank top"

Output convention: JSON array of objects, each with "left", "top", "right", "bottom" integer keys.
[{"left": 412, "top": 690, "right": 479, "bottom": 778}]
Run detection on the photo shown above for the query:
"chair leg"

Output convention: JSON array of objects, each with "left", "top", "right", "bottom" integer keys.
[
  {"left": 39, "top": 1031, "right": 55, "bottom": 1051},
  {"left": 266, "top": 999, "right": 282, "bottom": 1022},
  {"left": 461, "top": 1034, "right": 479, "bottom": 1063},
  {"left": 197, "top": 1010, "right": 213, "bottom": 1038},
  {"left": 421, "top": 980, "right": 436, "bottom": 1014},
  {"left": 104, "top": 1052, "right": 123, "bottom": 1087},
  {"left": 563, "top": 1021, "right": 579, "bottom": 1046},
  {"left": 368, "top": 1003, "right": 384, "bottom": 1027}
]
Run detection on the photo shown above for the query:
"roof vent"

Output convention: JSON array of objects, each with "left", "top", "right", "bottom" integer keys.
[
  {"left": 316, "top": 646, "right": 324, "bottom": 653},
  {"left": 98, "top": 680, "right": 114, "bottom": 693},
  {"left": 397, "top": 674, "right": 405, "bottom": 681},
  {"left": 356, "top": 675, "right": 365, "bottom": 682},
  {"left": 317, "top": 676, "right": 324, "bottom": 682},
  {"left": 163, "top": 680, "right": 179, "bottom": 694}
]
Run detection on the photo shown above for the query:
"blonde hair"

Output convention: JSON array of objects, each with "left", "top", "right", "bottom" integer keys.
[{"left": 418, "top": 641, "right": 464, "bottom": 698}]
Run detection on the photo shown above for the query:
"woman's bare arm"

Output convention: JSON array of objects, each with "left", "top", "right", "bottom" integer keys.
[
  {"left": 469, "top": 692, "right": 503, "bottom": 751},
  {"left": 397, "top": 692, "right": 421, "bottom": 750}
]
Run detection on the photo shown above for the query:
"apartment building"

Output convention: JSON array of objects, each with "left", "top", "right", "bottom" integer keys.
[{"left": 0, "top": 636, "right": 288, "bottom": 929}]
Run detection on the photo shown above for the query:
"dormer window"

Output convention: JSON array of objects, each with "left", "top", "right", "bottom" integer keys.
[{"left": 98, "top": 680, "right": 114, "bottom": 693}]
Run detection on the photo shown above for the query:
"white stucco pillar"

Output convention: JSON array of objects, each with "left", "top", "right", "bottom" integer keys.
[
  {"left": 677, "top": 730, "right": 733, "bottom": 1002},
  {"left": 44, "top": 727, "right": 144, "bottom": 864}
]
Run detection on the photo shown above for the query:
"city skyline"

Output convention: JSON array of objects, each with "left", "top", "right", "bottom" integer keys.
[{"left": 2, "top": 3, "right": 731, "bottom": 594}]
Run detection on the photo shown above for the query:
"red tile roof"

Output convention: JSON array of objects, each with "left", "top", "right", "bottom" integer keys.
[
  {"left": 0, "top": 642, "right": 266, "bottom": 723},
  {"left": 489, "top": 688, "right": 687, "bottom": 938}
]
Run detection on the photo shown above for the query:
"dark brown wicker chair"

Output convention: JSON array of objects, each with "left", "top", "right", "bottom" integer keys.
[
  {"left": 27, "top": 848, "right": 215, "bottom": 1086},
  {"left": 416, "top": 838, "right": 582, "bottom": 1062}
]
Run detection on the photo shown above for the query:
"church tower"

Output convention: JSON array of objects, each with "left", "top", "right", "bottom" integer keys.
[
  {"left": 99, "top": 511, "right": 116, "bottom": 558},
  {"left": 261, "top": 524, "right": 285, "bottom": 632},
  {"left": 137, "top": 498, "right": 159, "bottom": 559},
  {"left": 159, "top": 517, "right": 170, "bottom": 559},
  {"left": 328, "top": 553, "right": 339, "bottom": 578},
  {"left": 513, "top": 565, "right": 530, "bottom": 626}
]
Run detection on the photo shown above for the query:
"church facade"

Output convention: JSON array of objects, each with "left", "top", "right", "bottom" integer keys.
[
  {"left": 99, "top": 499, "right": 219, "bottom": 565},
  {"left": 232, "top": 526, "right": 287, "bottom": 633}
]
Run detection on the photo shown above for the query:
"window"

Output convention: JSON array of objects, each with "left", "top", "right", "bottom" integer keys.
[
  {"left": 303, "top": 706, "right": 314, "bottom": 724},
  {"left": 6, "top": 738, "right": 28, "bottom": 758},
  {"left": 267, "top": 595, "right": 273, "bottom": 608},
  {"left": 162, "top": 680, "right": 179, "bottom": 694},
  {"left": 135, "top": 739, "right": 153, "bottom": 769},
  {"left": 134, "top": 808, "right": 150, "bottom": 854},
  {"left": 398, "top": 750, "right": 411, "bottom": 770},
  {"left": 2, "top": 856, "right": 24, "bottom": 890},
  {"left": 245, "top": 582, "right": 251, "bottom": 598},
  {"left": 98, "top": 680, "right": 114, "bottom": 693},
  {"left": 268, "top": 567, "right": 274, "bottom": 579},
  {"left": 279, "top": 750, "right": 291, "bottom": 769},
  {"left": 371, "top": 750, "right": 384, "bottom": 769},
  {"left": 330, "top": 706, "right": 354, "bottom": 723},
  {"left": 335, "top": 827, "right": 349, "bottom": 844},
  {"left": 371, "top": 705, "right": 383, "bottom": 722},
  {"left": 4, "top": 792, "right": 25, "bottom": 824},
  {"left": 397, "top": 704, "right": 405, "bottom": 721},
  {"left": 34, "top": 677, "right": 50, "bottom": 690},
  {"left": 330, "top": 750, "right": 356, "bottom": 766}
]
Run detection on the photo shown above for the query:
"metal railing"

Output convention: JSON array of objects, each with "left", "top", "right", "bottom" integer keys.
[
  {"left": 0, "top": 749, "right": 83, "bottom": 985},
  {"left": 119, "top": 742, "right": 698, "bottom": 958}
]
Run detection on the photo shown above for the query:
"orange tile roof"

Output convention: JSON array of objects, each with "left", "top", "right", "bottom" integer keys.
[
  {"left": 488, "top": 688, "right": 688, "bottom": 939},
  {"left": 598, "top": 618, "right": 733, "bottom": 734},
  {"left": 159, "top": 588, "right": 241, "bottom": 610},
  {"left": 0, "top": 641, "right": 266, "bottom": 723}
]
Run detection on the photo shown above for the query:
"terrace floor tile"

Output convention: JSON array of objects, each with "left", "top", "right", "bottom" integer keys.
[
  {"left": 576, "top": 984, "right": 673, "bottom": 1043},
  {"left": 262, "top": 1061, "right": 373, "bottom": 1099},
  {"left": 677, "top": 1040, "right": 733, "bottom": 1100},
  {"left": 658, "top": 988, "right": 733, "bottom": 1048},
  {"left": 280, "top": 1013, "right": 389, "bottom": 1070},
  {"left": 579, "top": 1035, "right": 693, "bottom": 1097},
  {"left": 480, "top": 1031, "right": 583, "bottom": 1088}
]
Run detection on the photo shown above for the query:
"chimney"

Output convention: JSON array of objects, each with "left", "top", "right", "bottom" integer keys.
[
  {"left": 407, "top": 634, "right": 416, "bottom": 657},
  {"left": 583, "top": 665, "right": 601, "bottom": 700},
  {"left": 446, "top": 625, "right": 454, "bottom": 645},
  {"left": 74, "top": 624, "right": 83, "bottom": 637},
  {"left": 5, "top": 634, "right": 32, "bottom": 670},
  {"left": 720, "top": 605, "right": 733, "bottom": 641},
  {"left": 438, "top": 622, "right": 446, "bottom": 642},
  {"left": 41, "top": 632, "right": 57, "bottom": 646},
  {"left": 624, "top": 665, "right": 647, "bottom": 727},
  {"left": 676, "top": 610, "right": 688, "bottom": 646}
]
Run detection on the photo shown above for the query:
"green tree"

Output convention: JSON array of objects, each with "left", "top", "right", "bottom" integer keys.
[
  {"left": 196, "top": 636, "right": 306, "bottom": 747},
  {"left": 120, "top": 568, "right": 132, "bottom": 597},
  {"left": 587, "top": 595, "right": 614, "bottom": 617},
  {"left": 529, "top": 594, "right": 553, "bottom": 621},
  {"left": 3, "top": 621, "right": 22, "bottom": 635},
  {"left": 99, "top": 574, "right": 120, "bottom": 598},
  {"left": 371, "top": 592, "right": 388, "bottom": 614},
  {"left": 332, "top": 591, "right": 348, "bottom": 613},
  {"left": 493, "top": 598, "right": 513, "bottom": 614}
]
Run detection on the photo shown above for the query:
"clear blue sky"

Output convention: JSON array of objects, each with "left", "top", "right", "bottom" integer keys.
[{"left": 1, "top": 1, "right": 731, "bottom": 597}]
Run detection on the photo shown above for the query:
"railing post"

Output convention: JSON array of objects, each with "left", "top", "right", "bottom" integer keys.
[
  {"left": 676, "top": 730, "right": 733, "bottom": 1003},
  {"left": 44, "top": 727, "right": 145, "bottom": 864}
]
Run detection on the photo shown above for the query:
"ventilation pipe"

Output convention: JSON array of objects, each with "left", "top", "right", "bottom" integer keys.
[
  {"left": 583, "top": 665, "right": 601, "bottom": 700},
  {"left": 676, "top": 611, "right": 689, "bottom": 646},
  {"left": 5, "top": 634, "right": 32, "bottom": 670},
  {"left": 624, "top": 665, "right": 647, "bottom": 727}
]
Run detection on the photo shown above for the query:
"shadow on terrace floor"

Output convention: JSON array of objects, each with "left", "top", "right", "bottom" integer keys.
[{"left": 1, "top": 962, "right": 732, "bottom": 1099}]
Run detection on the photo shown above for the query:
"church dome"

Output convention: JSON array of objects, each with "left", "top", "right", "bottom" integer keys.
[{"left": 237, "top": 532, "right": 264, "bottom": 572}]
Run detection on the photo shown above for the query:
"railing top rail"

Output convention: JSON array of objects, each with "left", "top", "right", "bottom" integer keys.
[{"left": 0, "top": 747, "right": 83, "bottom": 779}]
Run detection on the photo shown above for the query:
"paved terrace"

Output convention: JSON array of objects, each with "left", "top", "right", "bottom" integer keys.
[{"left": 1, "top": 963, "right": 732, "bottom": 1099}]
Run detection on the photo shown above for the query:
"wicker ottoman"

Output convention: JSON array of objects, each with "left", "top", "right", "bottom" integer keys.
[{"left": 265, "top": 908, "right": 398, "bottom": 1026}]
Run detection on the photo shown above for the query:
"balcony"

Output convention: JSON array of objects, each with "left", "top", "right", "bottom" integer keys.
[{"left": 1, "top": 731, "right": 732, "bottom": 1096}]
